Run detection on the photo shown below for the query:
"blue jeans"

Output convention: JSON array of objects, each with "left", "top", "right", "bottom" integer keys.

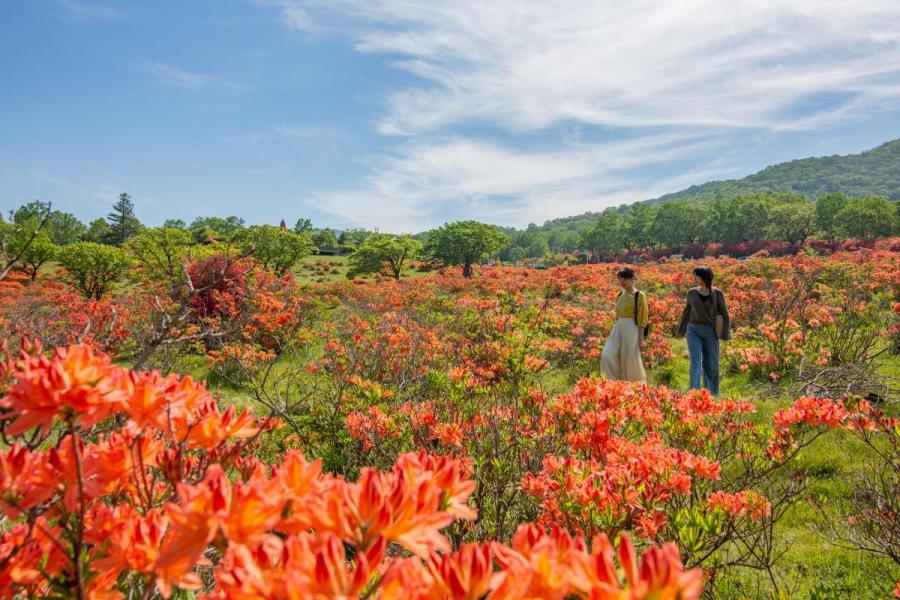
[{"left": 687, "top": 323, "right": 720, "bottom": 395}]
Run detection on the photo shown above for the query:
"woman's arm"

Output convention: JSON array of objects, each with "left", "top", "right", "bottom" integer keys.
[
  {"left": 637, "top": 292, "right": 650, "bottom": 328},
  {"left": 675, "top": 292, "right": 691, "bottom": 338},
  {"left": 717, "top": 289, "right": 731, "bottom": 341}
]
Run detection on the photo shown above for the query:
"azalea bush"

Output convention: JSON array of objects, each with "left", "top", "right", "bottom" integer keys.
[{"left": 0, "top": 340, "right": 703, "bottom": 599}]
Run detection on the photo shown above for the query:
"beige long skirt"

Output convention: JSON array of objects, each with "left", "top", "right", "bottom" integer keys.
[{"left": 600, "top": 318, "right": 647, "bottom": 383}]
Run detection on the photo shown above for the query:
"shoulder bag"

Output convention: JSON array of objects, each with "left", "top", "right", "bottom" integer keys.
[{"left": 713, "top": 289, "right": 724, "bottom": 339}]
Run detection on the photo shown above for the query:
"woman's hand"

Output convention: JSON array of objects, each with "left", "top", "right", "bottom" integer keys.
[{"left": 638, "top": 335, "right": 645, "bottom": 352}]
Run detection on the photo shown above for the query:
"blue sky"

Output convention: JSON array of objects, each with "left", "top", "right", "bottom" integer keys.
[{"left": 2, "top": 0, "right": 900, "bottom": 232}]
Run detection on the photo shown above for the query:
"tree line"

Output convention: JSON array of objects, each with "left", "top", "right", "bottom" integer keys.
[
  {"left": 2, "top": 189, "right": 897, "bottom": 289},
  {"left": 513, "top": 191, "right": 897, "bottom": 261},
  {"left": 0, "top": 194, "right": 511, "bottom": 290}
]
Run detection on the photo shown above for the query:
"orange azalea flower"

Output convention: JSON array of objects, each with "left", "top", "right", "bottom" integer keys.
[
  {"left": 708, "top": 490, "right": 772, "bottom": 522},
  {"left": 156, "top": 466, "right": 232, "bottom": 596},
  {"left": 0, "top": 518, "right": 67, "bottom": 593},
  {"left": 348, "top": 467, "right": 452, "bottom": 557},
  {"left": 395, "top": 451, "right": 477, "bottom": 521},
  {"left": 493, "top": 525, "right": 584, "bottom": 599},
  {"left": 1, "top": 343, "right": 127, "bottom": 434},
  {"left": 382, "top": 542, "right": 517, "bottom": 600},
  {"left": 573, "top": 533, "right": 703, "bottom": 600},
  {"left": 0, "top": 444, "right": 56, "bottom": 519},
  {"left": 211, "top": 538, "right": 283, "bottom": 599},
  {"left": 186, "top": 404, "right": 260, "bottom": 449},
  {"left": 85, "top": 505, "right": 168, "bottom": 593}
]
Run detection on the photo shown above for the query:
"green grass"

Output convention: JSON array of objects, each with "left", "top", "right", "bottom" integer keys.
[
  {"left": 291, "top": 255, "right": 351, "bottom": 284},
  {"left": 290, "top": 254, "right": 436, "bottom": 285},
  {"left": 653, "top": 343, "right": 899, "bottom": 598}
]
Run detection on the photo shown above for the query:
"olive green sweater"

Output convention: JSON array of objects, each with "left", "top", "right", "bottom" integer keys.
[{"left": 676, "top": 287, "right": 731, "bottom": 340}]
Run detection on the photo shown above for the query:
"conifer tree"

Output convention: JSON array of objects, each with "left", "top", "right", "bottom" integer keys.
[{"left": 106, "top": 193, "right": 142, "bottom": 245}]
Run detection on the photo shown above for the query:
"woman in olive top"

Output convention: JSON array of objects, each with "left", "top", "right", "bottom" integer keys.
[
  {"left": 601, "top": 268, "right": 650, "bottom": 383},
  {"left": 676, "top": 266, "right": 730, "bottom": 395}
]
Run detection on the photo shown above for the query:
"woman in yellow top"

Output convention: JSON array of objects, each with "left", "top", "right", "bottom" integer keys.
[{"left": 600, "top": 267, "right": 649, "bottom": 383}]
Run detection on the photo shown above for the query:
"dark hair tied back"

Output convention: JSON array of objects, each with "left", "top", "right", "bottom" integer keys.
[
  {"left": 617, "top": 267, "right": 635, "bottom": 279},
  {"left": 693, "top": 266, "right": 713, "bottom": 288}
]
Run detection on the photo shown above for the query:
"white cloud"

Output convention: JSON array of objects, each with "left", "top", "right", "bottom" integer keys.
[
  {"left": 270, "top": 0, "right": 900, "bottom": 135},
  {"left": 305, "top": 134, "right": 730, "bottom": 232},
  {"left": 254, "top": 0, "right": 316, "bottom": 31},
  {"left": 224, "top": 123, "right": 342, "bottom": 145},
  {"left": 263, "top": 0, "right": 900, "bottom": 229},
  {"left": 144, "top": 62, "right": 242, "bottom": 91}
]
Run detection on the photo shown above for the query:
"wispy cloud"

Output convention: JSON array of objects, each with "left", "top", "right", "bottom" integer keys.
[
  {"left": 270, "top": 0, "right": 900, "bottom": 135},
  {"left": 144, "top": 62, "right": 243, "bottom": 91},
  {"left": 55, "top": 0, "right": 121, "bottom": 21},
  {"left": 224, "top": 123, "right": 342, "bottom": 145},
  {"left": 254, "top": 0, "right": 316, "bottom": 32},
  {"left": 306, "top": 134, "right": 730, "bottom": 232},
  {"left": 263, "top": 0, "right": 900, "bottom": 230}
]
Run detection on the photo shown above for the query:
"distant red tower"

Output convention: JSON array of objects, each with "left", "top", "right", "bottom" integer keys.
[{"left": 279, "top": 219, "right": 286, "bottom": 229}]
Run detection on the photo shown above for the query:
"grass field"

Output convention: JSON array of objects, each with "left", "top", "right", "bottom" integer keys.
[{"left": 290, "top": 254, "right": 436, "bottom": 284}]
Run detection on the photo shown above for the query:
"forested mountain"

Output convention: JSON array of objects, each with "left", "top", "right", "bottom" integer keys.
[
  {"left": 514, "top": 138, "right": 900, "bottom": 257},
  {"left": 651, "top": 138, "right": 900, "bottom": 204}
]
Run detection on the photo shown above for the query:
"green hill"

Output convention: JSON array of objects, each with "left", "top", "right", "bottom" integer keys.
[
  {"left": 532, "top": 138, "right": 900, "bottom": 236},
  {"left": 651, "top": 138, "right": 900, "bottom": 204}
]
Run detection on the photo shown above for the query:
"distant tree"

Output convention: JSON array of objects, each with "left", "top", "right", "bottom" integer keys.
[
  {"left": 583, "top": 210, "right": 624, "bottom": 261},
  {"left": 292, "top": 218, "right": 314, "bottom": 235},
  {"left": 705, "top": 194, "right": 772, "bottom": 244},
  {"left": 894, "top": 199, "right": 900, "bottom": 236},
  {"left": 525, "top": 234, "right": 549, "bottom": 258},
  {"left": 816, "top": 192, "right": 849, "bottom": 242},
  {"left": 338, "top": 228, "right": 375, "bottom": 247},
  {"left": 236, "top": 225, "right": 315, "bottom": 275},
  {"left": 425, "top": 220, "right": 508, "bottom": 277},
  {"left": 13, "top": 201, "right": 85, "bottom": 246},
  {"left": 106, "top": 193, "right": 142, "bottom": 245},
  {"left": 507, "top": 246, "right": 528, "bottom": 263},
  {"left": 498, "top": 230, "right": 549, "bottom": 262},
  {"left": 163, "top": 219, "right": 187, "bottom": 230},
  {"left": 125, "top": 227, "right": 194, "bottom": 280},
  {"left": 9, "top": 225, "right": 57, "bottom": 280},
  {"left": 766, "top": 199, "right": 817, "bottom": 244},
  {"left": 651, "top": 200, "right": 705, "bottom": 247},
  {"left": 189, "top": 216, "right": 245, "bottom": 243},
  {"left": 84, "top": 218, "right": 112, "bottom": 244},
  {"left": 545, "top": 229, "right": 581, "bottom": 253},
  {"left": 47, "top": 211, "right": 86, "bottom": 245},
  {"left": 739, "top": 193, "right": 775, "bottom": 242},
  {"left": 835, "top": 196, "right": 897, "bottom": 241},
  {"left": 9, "top": 200, "right": 46, "bottom": 223},
  {"left": 57, "top": 242, "right": 129, "bottom": 300},
  {"left": 312, "top": 228, "right": 339, "bottom": 253},
  {"left": 347, "top": 233, "right": 421, "bottom": 280},
  {"left": 0, "top": 203, "right": 52, "bottom": 281},
  {"left": 622, "top": 203, "right": 656, "bottom": 249}
]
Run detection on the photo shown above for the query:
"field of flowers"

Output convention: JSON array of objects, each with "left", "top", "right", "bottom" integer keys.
[{"left": 0, "top": 241, "right": 897, "bottom": 598}]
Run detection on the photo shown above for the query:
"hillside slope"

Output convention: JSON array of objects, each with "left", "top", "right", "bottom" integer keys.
[
  {"left": 533, "top": 138, "right": 900, "bottom": 233},
  {"left": 651, "top": 138, "right": 900, "bottom": 204}
]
